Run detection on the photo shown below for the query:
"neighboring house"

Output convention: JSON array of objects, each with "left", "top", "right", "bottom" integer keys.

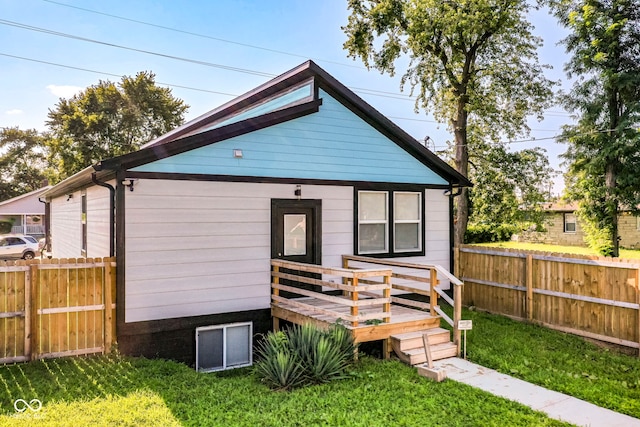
[
  {"left": 0, "top": 186, "right": 50, "bottom": 237},
  {"left": 42, "top": 61, "right": 471, "bottom": 364},
  {"left": 518, "top": 202, "right": 640, "bottom": 248}
]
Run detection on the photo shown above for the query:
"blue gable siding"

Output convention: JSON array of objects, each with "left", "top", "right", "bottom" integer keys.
[
  {"left": 131, "top": 90, "right": 448, "bottom": 185},
  {"left": 198, "top": 84, "right": 313, "bottom": 133}
]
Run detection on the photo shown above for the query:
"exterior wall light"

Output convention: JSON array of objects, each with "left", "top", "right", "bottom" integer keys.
[{"left": 233, "top": 149, "right": 243, "bottom": 158}]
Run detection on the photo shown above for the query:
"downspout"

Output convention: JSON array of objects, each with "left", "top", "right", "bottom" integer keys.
[
  {"left": 37, "top": 197, "right": 50, "bottom": 253},
  {"left": 91, "top": 173, "right": 116, "bottom": 257}
]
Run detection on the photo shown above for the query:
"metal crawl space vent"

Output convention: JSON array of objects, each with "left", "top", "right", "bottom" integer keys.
[{"left": 195, "top": 322, "right": 253, "bottom": 372}]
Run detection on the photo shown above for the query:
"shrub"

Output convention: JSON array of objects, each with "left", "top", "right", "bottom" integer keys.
[
  {"left": 465, "top": 223, "right": 519, "bottom": 243},
  {"left": 254, "top": 323, "right": 356, "bottom": 390},
  {"left": 0, "top": 220, "right": 12, "bottom": 234}
]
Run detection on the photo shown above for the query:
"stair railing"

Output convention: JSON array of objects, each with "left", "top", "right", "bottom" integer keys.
[{"left": 342, "top": 255, "right": 465, "bottom": 356}]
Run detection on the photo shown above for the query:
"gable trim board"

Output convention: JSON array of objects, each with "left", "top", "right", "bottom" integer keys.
[{"left": 42, "top": 60, "right": 470, "bottom": 364}]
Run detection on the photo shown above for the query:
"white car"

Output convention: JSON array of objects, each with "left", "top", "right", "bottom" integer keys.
[{"left": 0, "top": 235, "right": 39, "bottom": 260}]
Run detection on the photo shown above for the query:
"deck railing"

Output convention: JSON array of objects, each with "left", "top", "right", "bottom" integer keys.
[
  {"left": 270, "top": 259, "right": 392, "bottom": 327},
  {"left": 342, "top": 255, "right": 464, "bottom": 354}
]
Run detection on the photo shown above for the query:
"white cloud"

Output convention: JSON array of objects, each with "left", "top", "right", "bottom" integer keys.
[
  {"left": 5, "top": 109, "right": 23, "bottom": 115},
  {"left": 47, "top": 84, "right": 83, "bottom": 98}
]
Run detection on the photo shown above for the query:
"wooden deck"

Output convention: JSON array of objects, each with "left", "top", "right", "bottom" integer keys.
[
  {"left": 272, "top": 295, "right": 441, "bottom": 344},
  {"left": 270, "top": 256, "right": 464, "bottom": 359}
]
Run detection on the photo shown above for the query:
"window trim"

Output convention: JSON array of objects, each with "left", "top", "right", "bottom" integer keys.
[
  {"left": 636, "top": 215, "right": 640, "bottom": 231},
  {"left": 563, "top": 212, "right": 576, "bottom": 233},
  {"left": 355, "top": 187, "right": 426, "bottom": 258},
  {"left": 393, "top": 191, "right": 423, "bottom": 253},
  {"left": 81, "top": 190, "right": 87, "bottom": 256},
  {"left": 357, "top": 191, "right": 389, "bottom": 254}
]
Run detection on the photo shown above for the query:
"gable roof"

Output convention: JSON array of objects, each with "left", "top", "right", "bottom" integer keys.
[
  {"left": 44, "top": 61, "right": 471, "bottom": 198},
  {"left": 0, "top": 186, "right": 51, "bottom": 215}
]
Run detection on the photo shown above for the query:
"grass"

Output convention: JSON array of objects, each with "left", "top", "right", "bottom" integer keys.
[
  {"left": 0, "top": 354, "right": 569, "bottom": 426},
  {"left": 475, "top": 241, "right": 640, "bottom": 259},
  {"left": 452, "top": 307, "right": 640, "bottom": 418}
]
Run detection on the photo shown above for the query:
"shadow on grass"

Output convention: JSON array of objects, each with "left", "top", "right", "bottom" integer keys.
[{"left": 0, "top": 352, "right": 571, "bottom": 426}]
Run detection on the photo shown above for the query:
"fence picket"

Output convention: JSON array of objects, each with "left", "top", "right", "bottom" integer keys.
[
  {"left": 0, "top": 259, "right": 116, "bottom": 363},
  {"left": 459, "top": 245, "right": 640, "bottom": 353}
]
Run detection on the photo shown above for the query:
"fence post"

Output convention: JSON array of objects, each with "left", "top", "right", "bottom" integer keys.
[
  {"left": 636, "top": 266, "right": 640, "bottom": 357},
  {"left": 526, "top": 254, "right": 533, "bottom": 321},
  {"left": 28, "top": 263, "right": 39, "bottom": 361},
  {"left": 103, "top": 259, "right": 114, "bottom": 354},
  {"left": 24, "top": 263, "right": 32, "bottom": 360}
]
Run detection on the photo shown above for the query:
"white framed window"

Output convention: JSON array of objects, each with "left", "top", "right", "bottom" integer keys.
[
  {"left": 394, "top": 192, "right": 422, "bottom": 252},
  {"left": 196, "top": 322, "right": 252, "bottom": 372},
  {"left": 357, "top": 189, "right": 424, "bottom": 256},
  {"left": 564, "top": 213, "right": 576, "bottom": 233},
  {"left": 358, "top": 191, "right": 388, "bottom": 254}
]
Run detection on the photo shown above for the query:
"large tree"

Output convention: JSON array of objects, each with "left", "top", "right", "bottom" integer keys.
[
  {"left": 343, "top": 0, "right": 555, "bottom": 245},
  {"left": 0, "top": 127, "right": 48, "bottom": 201},
  {"left": 46, "top": 71, "right": 188, "bottom": 180},
  {"left": 551, "top": 0, "right": 640, "bottom": 256},
  {"left": 469, "top": 144, "right": 554, "bottom": 228}
]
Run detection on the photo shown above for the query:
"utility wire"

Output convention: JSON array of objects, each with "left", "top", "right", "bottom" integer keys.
[
  {"left": 42, "top": 0, "right": 364, "bottom": 70},
  {"left": 0, "top": 52, "right": 238, "bottom": 97},
  {"left": 0, "top": 19, "right": 276, "bottom": 78}
]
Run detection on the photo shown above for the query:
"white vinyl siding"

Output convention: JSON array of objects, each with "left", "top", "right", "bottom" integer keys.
[
  {"left": 124, "top": 180, "right": 353, "bottom": 322},
  {"left": 50, "top": 183, "right": 113, "bottom": 259}
]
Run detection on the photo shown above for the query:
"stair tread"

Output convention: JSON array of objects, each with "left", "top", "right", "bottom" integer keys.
[
  {"left": 390, "top": 328, "right": 449, "bottom": 341},
  {"left": 403, "top": 342, "right": 457, "bottom": 356}
]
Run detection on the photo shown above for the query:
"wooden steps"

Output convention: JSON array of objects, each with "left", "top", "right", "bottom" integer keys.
[{"left": 391, "top": 328, "right": 458, "bottom": 365}]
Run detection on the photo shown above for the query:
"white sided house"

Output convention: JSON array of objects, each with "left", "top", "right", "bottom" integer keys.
[{"left": 43, "top": 61, "right": 471, "bottom": 365}]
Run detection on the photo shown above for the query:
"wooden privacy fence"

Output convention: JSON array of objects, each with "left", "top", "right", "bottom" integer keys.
[
  {"left": 457, "top": 245, "right": 640, "bottom": 351},
  {"left": 0, "top": 257, "right": 116, "bottom": 364}
]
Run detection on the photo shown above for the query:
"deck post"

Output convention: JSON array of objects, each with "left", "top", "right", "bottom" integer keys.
[
  {"left": 453, "top": 283, "right": 462, "bottom": 356},
  {"left": 342, "top": 256, "right": 350, "bottom": 297},
  {"left": 272, "top": 264, "right": 280, "bottom": 331},
  {"left": 351, "top": 275, "right": 359, "bottom": 327},
  {"left": 429, "top": 268, "right": 438, "bottom": 317},
  {"left": 383, "top": 273, "right": 391, "bottom": 323}
]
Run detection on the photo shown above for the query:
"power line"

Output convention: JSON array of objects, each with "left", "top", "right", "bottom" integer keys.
[
  {"left": 0, "top": 52, "right": 239, "bottom": 97},
  {"left": 0, "top": 19, "right": 276, "bottom": 78},
  {"left": 41, "top": 0, "right": 364, "bottom": 70}
]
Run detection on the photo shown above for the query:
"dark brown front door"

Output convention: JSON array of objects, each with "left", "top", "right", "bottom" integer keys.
[{"left": 271, "top": 199, "right": 322, "bottom": 295}]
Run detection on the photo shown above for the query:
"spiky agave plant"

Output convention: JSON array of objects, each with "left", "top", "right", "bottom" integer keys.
[{"left": 254, "top": 331, "right": 304, "bottom": 390}]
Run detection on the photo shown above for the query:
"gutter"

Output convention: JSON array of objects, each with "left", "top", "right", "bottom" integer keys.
[{"left": 91, "top": 173, "right": 116, "bottom": 257}]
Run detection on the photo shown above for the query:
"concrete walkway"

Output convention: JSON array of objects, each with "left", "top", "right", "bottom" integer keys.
[{"left": 432, "top": 358, "right": 640, "bottom": 427}]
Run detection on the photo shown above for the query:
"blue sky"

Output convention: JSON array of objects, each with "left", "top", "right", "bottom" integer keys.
[{"left": 0, "top": 0, "right": 572, "bottom": 193}]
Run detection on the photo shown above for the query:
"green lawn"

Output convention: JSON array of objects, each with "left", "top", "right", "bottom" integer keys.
[
  {"left": 2, "top": 310, "right": 640, "bottom": 426},
  {"left": 475, "top": 241, "right": 640, "bottom": 259},
  {"left": 450, "top": 308, "right": 640, "bottom": 418},
  {"left": 0, "top": 354, "right": 568, "bottom": 427}
]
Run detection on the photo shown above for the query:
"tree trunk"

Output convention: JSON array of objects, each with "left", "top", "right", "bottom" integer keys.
[
  {"left": 453, "top": 97, "right": 469, "bottom": 246},
  {"left": 607, "top": 81, "right": 620, "bottom": 257}
]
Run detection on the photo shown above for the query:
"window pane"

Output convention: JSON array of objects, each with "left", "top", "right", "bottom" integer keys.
[
  {"left": 197, "top": 328, "right": 223, "bottom": 371},
  {"left": 359, "top": 192, "right": 387, "bottom": 221},
  {"left": 284, "top": 214, "right": 306, "bottom": 256},
  {"left": 395, "top": 193, "right": 420, "bottom": 220},
  {"left": 359, "top": 224, "right": 386, "bottom": 252},
  {"left": 226, "top": 325, "right": 251, "bottom": 367},
  {"left": 395, "top": 223, "right": 419, "bottom": 250},
  {"left": 564, "top": 214, "right": 576, "bottom": 232}
]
